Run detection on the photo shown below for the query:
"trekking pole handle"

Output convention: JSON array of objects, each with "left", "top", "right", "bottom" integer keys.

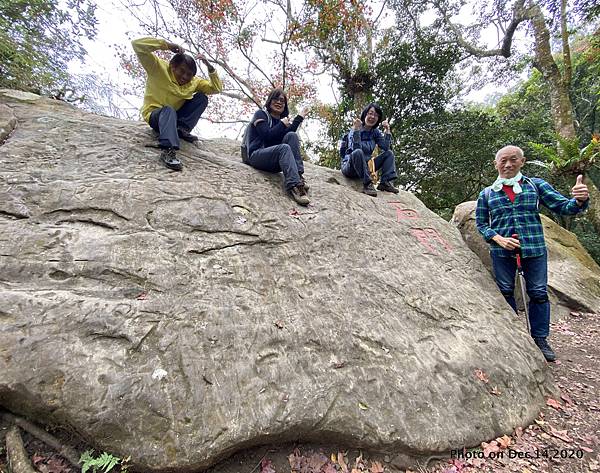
[{"left": 511, "top": 233, "right": 522, "bottom": 268}]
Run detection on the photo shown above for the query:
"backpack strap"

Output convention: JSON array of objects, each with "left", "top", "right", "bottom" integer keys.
[
  {"left": 521, "top": 176, "right": 540, "bottom": 210},
  {"left": 484, "top": 186, "right": 491, "bottom": 204}
]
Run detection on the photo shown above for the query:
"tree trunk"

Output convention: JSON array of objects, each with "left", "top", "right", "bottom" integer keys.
[
  {"left": 584, "top": 176, "right": 600, "bottom": 234},
  {"left": 529, "top": 4, "right": 577, "bottom": 140}
]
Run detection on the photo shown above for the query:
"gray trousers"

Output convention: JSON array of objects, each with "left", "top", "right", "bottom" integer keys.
[
  {"left": 148, "top": 92, "right": 208, "bottom": 149},
  {"left": 247, "top": 132, "right": 304, "bottom": 191}
]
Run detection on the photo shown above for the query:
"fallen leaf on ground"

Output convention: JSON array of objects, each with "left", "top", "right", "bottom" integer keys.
[
  {"left": 307, "top": 452, "right": 328, "bottom": 471},
  {"left": 474, "top": 369, "right": 490, "bottom": 384},
  {"left": 546, "top": 398, "right": 563, "bottom": 410},
  {"left": 482, "top": 440, "right": 500, "bottom": 457},
  {"left": 260, "top": 458, "right": 276, "bottom": 473},
  {"left": 338, "top": 451, "right": 349, "bottom": 473},
  {"left": 560, "top": 392, "right": 574, "bottom": 405},
  {"left": 548, "top": 427, "right": 573, "bottom": 443},
  {"left": 323, "top": 464, "right": 337, "bottom": 473},
  {"left": 37, "top": 457, "right": 72, "bottom": 473},
  {"left": 370, "top": 460, "right": 384, "bottom": 473},
  {"left": 32, "top": 453, "right": 45, "bottom": 466},
  {"left": 288, "top": 449, "right": 302, "bottom": 471},
  {"left": 496, "top": 434, "right": 512, "bottom": 449}
]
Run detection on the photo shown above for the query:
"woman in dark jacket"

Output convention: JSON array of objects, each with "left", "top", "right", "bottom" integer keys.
[
  {"left": 244, "top": 88, "right": 310, "bottom": 205},
  {"left": 341, "top": 102, "right": 398, "bottom": 197}
]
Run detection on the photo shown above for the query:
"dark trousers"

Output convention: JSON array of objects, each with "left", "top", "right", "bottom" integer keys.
[
  {"left": 341, "top": 149, "right": 397, "bottom": 185},
  {"left": 148, "top": 92, "right": 208, "bottom": 149},
  {"left": 247, "top": 132, "right": 304, "bottom": 191},
  {"left": 491, "top": 251, "right": 550, "bottom": 338}
]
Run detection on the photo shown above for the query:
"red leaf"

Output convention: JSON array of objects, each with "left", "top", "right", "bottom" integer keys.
[
  {"left": 496, "top": 435, "right": 512, "bottom": 450},
  {"left": 260, "top": 458, "right": 276, "bottom": 473},
  {"left": 474, "top": 369, "right": 489, "bottom": 384},
  {"left": 549, "top": 427, "right": 573, "bottom": 443},
  {"left": 338, "top": 451, "right": 349, "bottom": 473},
  {"left": 560, "top": 393, "right": 574, "bottom": 405},
  {"left": 546, "top": 398, "right": 563, "bottom": 411},
  {"left": 307, "top": 453, "right": 328, "bottom": 471},
  {"left": 32, "top": 453, "right": 46, "bottom": 466},
  {"left": 370, "top": 461, "right": 385, "bottom": 473},
  {"left": 482, "top": 440, "right": 500, "bottom": 457},
  {"left": 323, "top": 464, "right": 338, "bottom": 473},
  {"left": 38, "top": 457, "right": 72, "bottom": 473}
]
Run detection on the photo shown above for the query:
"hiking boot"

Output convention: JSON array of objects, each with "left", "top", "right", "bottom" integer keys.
[
  {"left": 377, "top": 180, "right": 399, "bottom": 194},
  {"left": 289, "top": 185, "right": 310, "bottom": 206},
  {"left": 177, "top": 127, "right": 199, "bottom": 143},
  {"left": 362, "top": 182, "right": 377, "bottom": 197},
  {"left": 160, "top": 148, "right": 183, "bottom": 171},
  {"left": 534, "top": 337, "right": 556, "bottom": 362},
  {"left": 299, "top": 175, "right": 310, "bottom": 192}
]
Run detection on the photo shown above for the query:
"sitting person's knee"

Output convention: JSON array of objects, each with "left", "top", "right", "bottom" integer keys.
[
  {"left": 350, "top": 149, "right": 364, "bottom": 160},
  {"left": 278, "top": 143, "right": 292, "bottom": 155},
  {"left": 194, "top": 92, "right": 208, "bottom": 105}
]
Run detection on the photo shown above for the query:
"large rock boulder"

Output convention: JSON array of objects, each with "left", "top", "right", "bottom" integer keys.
[
  {"left": 0, "top": 91, "right": 552, "bottom": 472},
  {"left": 452, "top": 201, "right": 600, "bottom": 319}
]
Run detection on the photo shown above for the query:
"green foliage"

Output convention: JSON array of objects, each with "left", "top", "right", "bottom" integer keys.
[
  {"left": 393, "top": 108, "right": 504, "bottom": 218},
  {"left": 0, "top": 0, "right": 97, "bottom": 93},
  {"left": 528, "top": 135, "right": 600, "bottom": 175},
  {"left": 375, "top": 31, "right": 460, "bottom": 130},
  {"left": 494, "top": 70, "right": 555, "bottom": 152},
  {"left": 80, "top": 450, "right": 128, "bottom": 473},
  {"left": 571, "top": 31, "right": 600, "bottom": 143}
]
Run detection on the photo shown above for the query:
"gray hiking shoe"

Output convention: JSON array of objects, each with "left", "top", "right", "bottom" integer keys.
[
  {"left": 160, "top": 148, "right": 183, "bottom": 171},
  {"left": 362, "top": 182, "right": 377, "bottom": 197},
  {"left": 177, "top": 127, "right": 198, "bottom": 143},
  {"left": 534, "top": 337, "right": 556, "bottom": 362},
  {"left": 299, "top": 175, "right": 310, "bottom": 192},
  {"left": 377, "top": 180, "right": 399, "bottom": 194},
  {"left": 289, "top": 185, "right": 310, "bottom": 206}
]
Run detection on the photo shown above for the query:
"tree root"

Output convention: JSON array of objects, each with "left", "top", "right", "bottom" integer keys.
[
  {"left": 6, "top": 426, "right": 37, "bottom": 473},
  {"left": 1, "top": 412, "right": 80, "bottom": 467}
]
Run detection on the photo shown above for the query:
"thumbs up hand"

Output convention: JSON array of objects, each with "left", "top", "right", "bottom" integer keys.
[{"left": 571, "top": 174, "right": 589, "bottom": 205}]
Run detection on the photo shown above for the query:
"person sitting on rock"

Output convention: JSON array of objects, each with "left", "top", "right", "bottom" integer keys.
[
  {"left": 244, "top": 88, "right": 310, "bottom": 206},
  {"left": 475, "top": 145, "right": 590, "bottom": 362},
  {"left": 132, "top": 37, "right": 223, "bottom": 171},
  {"left": 341, "top": 103, "right": 399, "bottom": 197}
]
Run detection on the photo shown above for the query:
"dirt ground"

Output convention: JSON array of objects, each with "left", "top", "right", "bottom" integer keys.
[{"left": 1, "top": 311, "right": 598, "bottom": 473}]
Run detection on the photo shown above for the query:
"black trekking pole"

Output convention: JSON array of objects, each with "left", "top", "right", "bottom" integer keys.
[{"left": 512, "top": 234, "right": 531, "bottom": 335}]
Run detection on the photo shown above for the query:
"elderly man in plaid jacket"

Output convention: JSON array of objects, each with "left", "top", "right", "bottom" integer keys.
[{"left": 476, "top": 145, "right": 590, "bottom": 361}]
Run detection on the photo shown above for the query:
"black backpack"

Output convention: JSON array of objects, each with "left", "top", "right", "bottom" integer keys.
[
  {"left": 339, "top": 132, "right": 349, "bottom": 160},
  {"left": 241, "top": 110, "right": 272, "bottom": 163}
]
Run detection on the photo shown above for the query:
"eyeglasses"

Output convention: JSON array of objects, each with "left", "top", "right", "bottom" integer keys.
[{"left": 272, "top": 97, "right": 286, "bottom": 104}]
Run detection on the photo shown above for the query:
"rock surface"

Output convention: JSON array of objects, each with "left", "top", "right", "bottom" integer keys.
[
  {"left": 452, "top": 201, "right": 600, "bottom": 319},
  {"left": 0, "top": 91, "right": 552, "bottom": 472}
]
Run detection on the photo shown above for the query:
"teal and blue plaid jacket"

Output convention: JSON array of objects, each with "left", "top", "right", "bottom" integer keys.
[{"left": 476, "top": 176, "right": 589, "bottom": 258}]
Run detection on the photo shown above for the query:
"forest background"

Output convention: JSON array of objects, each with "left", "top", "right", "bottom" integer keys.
[{"left": 1, "top": 0, "right": 599, "bottom": 263}]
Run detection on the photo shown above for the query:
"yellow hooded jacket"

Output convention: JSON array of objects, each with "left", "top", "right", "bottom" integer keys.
[{"left": 132, "top": 37, "right": 224, "bottom": 123}]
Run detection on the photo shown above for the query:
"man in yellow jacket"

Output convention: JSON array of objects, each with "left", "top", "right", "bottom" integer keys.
[{"left": 132, "top": 37, "right": 224, "bottom": 171}]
